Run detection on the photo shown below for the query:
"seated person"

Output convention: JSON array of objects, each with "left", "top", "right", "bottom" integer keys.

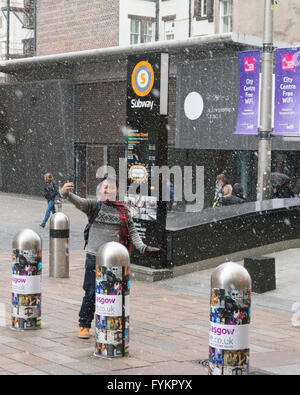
[
  {"left": 273, "top": 179, "right": 295, "bottom": 198},
  {"left": 218, "top": 183, "right": 247, "bottom": 206}
]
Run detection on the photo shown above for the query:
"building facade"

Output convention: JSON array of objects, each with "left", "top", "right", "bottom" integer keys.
[
  {"left": 35, "top": 0, "right": 300, "bottom": 58},
  {"left": 37, "top": 0, "right": 215, "bottom": 55},
  {"left": 221, "top": 0, "right": 300, "bottom": 45},
  {"left": 2, "top": 1, "right": 300, "bottom": 60},
  {"left": 1, "top": 1, "right": 300, "bottom": 205},
  {"left": 0, "top": 0, "right": 35, "bottom": 59},
  {"left": 1, "top": 33, "right": 300, "bottom": 205}
]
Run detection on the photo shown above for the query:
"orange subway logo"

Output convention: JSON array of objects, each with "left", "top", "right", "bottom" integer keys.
[{"left": 131, "top": 61, "right": 154, "bottom": 97}]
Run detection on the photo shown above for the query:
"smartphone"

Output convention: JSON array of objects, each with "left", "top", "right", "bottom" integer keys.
[{"left": 67, "top": 173, "right": 75, "bottom": 183}]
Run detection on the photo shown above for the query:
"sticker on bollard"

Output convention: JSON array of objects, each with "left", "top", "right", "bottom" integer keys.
[
  {"left": 95, "top": 266, "right": 130, "bottom": 358},
  {"left": 209, "top": 262, "right": 251, "bottom": 376},
  {"left": 94, "top": 242, "right": 130, "bottom": 359},
  {"left": 11, "top": 230, "right": 42, "bottom": 330}
]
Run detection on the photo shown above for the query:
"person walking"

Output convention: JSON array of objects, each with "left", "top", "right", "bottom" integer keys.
[
  {"left": 40, "top": 173, "right": 59, "bottom": 228},
  {"left": 61, "top": 176, "right": 165, "bottom": 339}
]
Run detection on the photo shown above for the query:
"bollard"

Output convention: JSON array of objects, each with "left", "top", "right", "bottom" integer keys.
[
  {"left": 209, "top": 262, "right": 251, "bottom": 375},
  {"left": 94, "top": 242, "right": 130, "bottom": 358},
  {"left": 11, "top": 229, "right": 42, "bottom": 330},
  {"left": 49, "top": 212, "right": 69, "bottom": 278}
]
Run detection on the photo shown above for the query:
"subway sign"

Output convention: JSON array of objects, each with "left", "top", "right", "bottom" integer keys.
[{"left": 126, "top": 53, "right": 169, "bottom": 268}]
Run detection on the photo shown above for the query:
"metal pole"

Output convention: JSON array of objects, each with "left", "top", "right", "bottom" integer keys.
[
  {"left": 6, "top": 0, "right": 10, "bottom": 60},
  {"left": 155, "top": 0, "right": 159, "bottom": 41},
  {"left": 189, "top": 0, "right": 192, "bottom": 38},
  {"left": 49, "top": 212, "right": 70, "bottom": 278},
  {"left": 257, "top": 0, "right": 274, "bottom": 201},
  {"left": 33, "top": 0, "right": 37, "bottom": 56}
]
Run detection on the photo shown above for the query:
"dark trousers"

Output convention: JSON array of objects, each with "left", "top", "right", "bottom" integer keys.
[{"left": 79, "top": 254, "right": 96, "bottom": 328}]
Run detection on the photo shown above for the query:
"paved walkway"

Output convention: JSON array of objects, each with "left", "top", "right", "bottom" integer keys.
[
  {"left": 0, "top": 192, "right": 300, "bottom": 375},
  {"left": 0, "top": 248, "right": 299, "bottom": 375}
]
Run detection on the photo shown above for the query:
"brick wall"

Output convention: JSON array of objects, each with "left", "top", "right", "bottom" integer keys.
[{"left": 37, "top": 0, "right": 120, "bottom": 56}]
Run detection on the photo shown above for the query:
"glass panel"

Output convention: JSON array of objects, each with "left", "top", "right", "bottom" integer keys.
[
  {"left": 220, "top": 0, "right": 232, "bottom": 33},
  {"left": 203, "top": 0, "right": 207, "bottom": 16},
  {"left": 143, "top": 21, "right": 153, "bottom": 43},
  {"left": 130, "top": 19, "right": 140, "bottom": 44}
]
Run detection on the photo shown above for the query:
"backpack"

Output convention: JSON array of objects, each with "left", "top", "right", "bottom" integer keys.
[
  {"left": 83, "top": 201, "right": 102, "bottom": 249},
  {"left": 44, "top": 181, "right": 59, "bottom": 201}
]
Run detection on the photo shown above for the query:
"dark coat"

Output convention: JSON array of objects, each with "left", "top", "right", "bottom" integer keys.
[
  {"left": 273, "top": 183, "right": 295, "bottom": 199},
  {"left": 218, "top": 194, "right": 246, "bottom": 206},
  {"left": 43, "top": 181, "right": 58, "bottom": 201},
  {"left": 218, "top": 183, "right": 247, "bottom": 206}
]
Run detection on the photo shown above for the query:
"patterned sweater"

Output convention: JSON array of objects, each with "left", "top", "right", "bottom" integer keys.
[{"left": 63, "top": 192, "right": 146, "bottom": 256}]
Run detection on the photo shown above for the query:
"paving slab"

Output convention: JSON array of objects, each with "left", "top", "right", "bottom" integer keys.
[
  {"left": 0, "top": 192, "right": 300, "bottom": 375},
  {"left": 0, "top": 247, "right": 299, "bottom": 375}
]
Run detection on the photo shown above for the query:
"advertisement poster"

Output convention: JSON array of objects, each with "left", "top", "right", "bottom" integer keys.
[
  {"left": 209, "top": 287, "right": 251, "bottom": 376},
  {"left": 236, "top": 51, "right": 260, "bottom": 135},
  {"left": 95, "top": 265, "right": 130, "bottom": 358},
  {"left": 274, "top": 47, "right": 300, "bottom": 136},
  {"left": 11, "top": 248, "right": 42, "bottom": 330}
]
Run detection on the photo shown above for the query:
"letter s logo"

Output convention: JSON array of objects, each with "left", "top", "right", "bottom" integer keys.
[
  {"left": 131, "top": 61, "right": 154, "bottom": 97},
  {"left": 140, "top": 72, "right": 146, "bottom": 86}
]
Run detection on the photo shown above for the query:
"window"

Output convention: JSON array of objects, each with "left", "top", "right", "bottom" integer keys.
[
  {"left": 130, "top": 19, "right": 140, "bottom": 44},
  {"left": 166, "top": 34, "right": 174, "bottom": 40},
  {"left": 164, "top": 20, "right": 175, "bottom": 41},
  {"left": 130, "top": 17, "right": 154, "bottom": 44},
  {"left": 143, "top": 21, "right": 153, "bottom": 43},
  {"left": 197, "top": 0, "right": 207, "bottom": 17},
  {"left": 195, "top": 0, "right": 214, "bottom": 22},
  {"left": 220, "top": 0, "right": 232, "bottom": 33}
]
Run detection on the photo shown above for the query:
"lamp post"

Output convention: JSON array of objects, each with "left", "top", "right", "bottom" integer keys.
[{"left": 257, "top": 0, "right": 275, "bottom": 201}]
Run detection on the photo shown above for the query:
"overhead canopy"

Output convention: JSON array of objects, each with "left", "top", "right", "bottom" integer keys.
[{"left": 0, "top": 32, "right": 286, "bottom": 73}]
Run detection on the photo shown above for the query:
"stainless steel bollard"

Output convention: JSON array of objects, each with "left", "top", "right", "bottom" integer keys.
[
  {"left": 209, "top": 262, "right": 251, "bottom": 376},
  {"left": 49, "top": 212, "right": 69, "bottom": 278},
  {"left": 11, "top": 229, "right": 42, "bottom": 330},
  {"left": 94, "top": 242, "right": 130, "bottom": 358}
]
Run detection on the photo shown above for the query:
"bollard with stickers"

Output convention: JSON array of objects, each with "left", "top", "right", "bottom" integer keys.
[
  {"left": 209, "top": 262, "right": 251, "bottom": 375},
  {"left": 11, "top": 229, "right": 42, "bottom": 330},
  {"left": 94, "top": 241, "right": 130, "bottom": 358}
]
